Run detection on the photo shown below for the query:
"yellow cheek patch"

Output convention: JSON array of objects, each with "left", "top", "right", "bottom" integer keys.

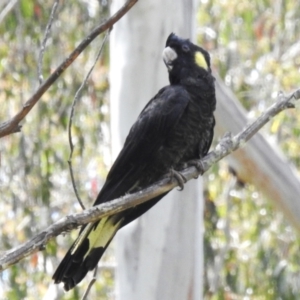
[{"left": 195, "top": 51, "right": 208, "bottom": 70}]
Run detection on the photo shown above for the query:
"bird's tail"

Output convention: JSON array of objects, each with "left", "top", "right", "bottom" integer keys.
[{"left": 53, "top": 215, "right": 122, "bottom": 291}]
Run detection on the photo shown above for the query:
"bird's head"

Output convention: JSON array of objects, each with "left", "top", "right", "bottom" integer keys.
[{"left": 162, "top": 33, "right": 211, "bottom": 85}]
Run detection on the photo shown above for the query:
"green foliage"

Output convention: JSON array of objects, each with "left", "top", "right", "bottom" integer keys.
[{"left": 198, "top": 0, "right": 300, "bottom": 298}]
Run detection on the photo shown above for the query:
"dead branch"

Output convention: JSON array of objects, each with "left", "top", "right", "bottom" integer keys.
[
  {"left": 0, "top": 88, "right": 298, "bottom": 271},
  {"left": 0, "top": 0, "right": 138, "bottom": 138}
]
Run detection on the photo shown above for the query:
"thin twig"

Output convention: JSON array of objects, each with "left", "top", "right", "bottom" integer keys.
[
  {"left": 0, "top": 88, "right": 298, "bottom": 271},
  {"left": 0, "top": 0, "right": 138, "bottom": 138},
  {"left": 68, "top": 30, "right": 110, "bottom": 210},
  {"left": 81, "top": 265, "right": 98, "bottom": 300},
  {"left": 37, "top": 0, "right": 60, "bottom": 85}
]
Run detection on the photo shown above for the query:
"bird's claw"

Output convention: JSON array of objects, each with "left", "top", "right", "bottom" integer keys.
[
  {"left": 169, "top": 169, "right": 187, "bottom": 190},
  {"left": 187, "top": 159, "right": 205, "bottom": 178}
]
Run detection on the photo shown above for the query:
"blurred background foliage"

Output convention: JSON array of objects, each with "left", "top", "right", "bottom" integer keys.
[
  {"left": 0, "top": 0, "right": 113, "bottom": 299},
  {"left": 198, "top": 0, "right": 300, "bottom": 299},
  {"left": 0, "top": 0, "right": 300, "bottom": 299}
]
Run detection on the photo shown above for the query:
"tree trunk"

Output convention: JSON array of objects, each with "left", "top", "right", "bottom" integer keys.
[{"left": 110, "top": 0, "right": 203, "bottom": 299}]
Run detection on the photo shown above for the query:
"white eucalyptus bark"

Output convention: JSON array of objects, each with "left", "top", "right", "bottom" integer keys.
[{"left": 110, "top": 0, "right": 202, "bottom": 299}]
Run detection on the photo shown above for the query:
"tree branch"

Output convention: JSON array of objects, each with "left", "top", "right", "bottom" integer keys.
[
  {"left": 37, "top": 0, "right": 60, "bottom": 85},
  {"left": 0, "top": 88, "right": 298, "bottom": 271},
  {"left": 0, "top": 0, "right": 18, "bottom": 25},
  {"left": 214, "top": 75, "right": 300, "bottom": 231},
  {"left": 0, "top": 0, "right": 138, "bottom": 138}
]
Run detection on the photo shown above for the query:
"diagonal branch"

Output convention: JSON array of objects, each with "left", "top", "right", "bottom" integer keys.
[
  {"left": 0, "top": 0, "right": 18, "bottom": 25},
  {"left": 0, "top": 88, "right": 298, "bottom": 271},
  {"left": 0, "top": 0, "right": 138, "bottom": 138}
]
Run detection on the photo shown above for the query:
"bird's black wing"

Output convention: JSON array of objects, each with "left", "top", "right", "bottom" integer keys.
[
  {"left": 53, "top": 85, "right": 191, "bottom": 290},
  {"left": 93, "top": 85, "right": 191, "bottom": 204}
]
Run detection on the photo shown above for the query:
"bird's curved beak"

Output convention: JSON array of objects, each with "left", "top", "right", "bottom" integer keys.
[{"left": 162, "top": 46, "right": 178, "bottom": 71}]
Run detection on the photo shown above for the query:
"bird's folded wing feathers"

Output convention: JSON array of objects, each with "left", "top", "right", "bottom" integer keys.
[{"left": 96, "top": 85, "right": 191, "bottom": 204}]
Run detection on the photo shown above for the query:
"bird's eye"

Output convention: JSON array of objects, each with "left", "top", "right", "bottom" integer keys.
[{"left": 182, "top": 45, "right": 189, "bottom": 52}]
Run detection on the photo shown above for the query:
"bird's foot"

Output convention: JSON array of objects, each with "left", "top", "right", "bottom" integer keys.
[
  {"left": 187, "top": 159, "right": 205, "bottom": 178},
  {"left": 169, "top": 168, "right": 187, "bottom": 190}
]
